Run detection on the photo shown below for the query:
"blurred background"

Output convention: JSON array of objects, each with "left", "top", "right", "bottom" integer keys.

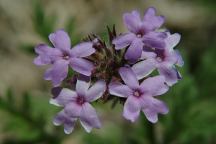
[{"left": 0, "top": 0, "right": 216, "bottom": 144}]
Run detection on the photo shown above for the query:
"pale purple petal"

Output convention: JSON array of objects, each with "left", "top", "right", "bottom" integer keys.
[
  {"left": 158, "top": 66, "right": 179, "bottom": 86},
  {"left": 112, "top": 33, "right": 135, "bottom": 50},
  {"left": 165, "top": 33, "right": 181, "bottom": 50},
  {"left": 49, "top": 29, "right": 71, "bottom": 51},
  {"left": 143, "top": 32, "right": 166, "bottom": 49},
  {"left": 64, "top": 102, "right": 82, "bottom": 117},
  {"left": 143, "top": 108, "right": 158, "bottom": 123},
  {"left": 69, "top": 58, "right": 94, "bottom": 76},
  {"left": 70, "top": 42, "right": 95, "bottom": 57},
  {"left": 34, "top": 56, "right": 46, "bottom": 65},
  {"left": 76, "top": 79, "right": 90, "bottom": 96},
  {"left": 140, "top": 76, "right": 169, "bottom": 96},
  {"left": 108, "top": 81, "right": 132, "bottom": 98},
  {"left": 174, "top": 50, "right": 184, "bottom": 67},
  {"left": 119, "top": 67, "right": 139, "bottom": 89},
  {"left": 142, "top": 97, "right": 169, "bottom": 123},
  {"left": 53, "top": 111, "right": 65, "bottom": 126},
  {"left": 85, "top": 80, "right": 106, "bottom": 102},
  {"left": 143, "top": 7, "right": 165, "bottom": 31},
  {"left": 64, "top": 120, "right": 76, "bottom": 134},
  {"left": 53, "top": 110, "right": 76, "bottom": 134},
  {"left": 164, "top": 51, "right": 179, "bottom": 66},
  {"left": 123, "top": 96, "right": 141, "bottom": 122},
  {"left": 123, "top": 10, "right": 142, "bottom": 33},
  {"left": 140, "top": 51, "right": 156, "bottom": 60},
  {"left": 34, "top": 44, "right": 62, "bottom": 65},
  {"left": 80, "top": 103, "right": 101, "bottom": 133},
  {"left": 49, "top": 88, "right": 77, "bottom": 106},
  {"left": 44, "top": 60, "right": 68, "bottom": 86},
  {"left": 132, "top": 59, "right": 156, "bottom": 80},
  {"left": 125, "top": 38, "right": 143, "bottom": 62}
]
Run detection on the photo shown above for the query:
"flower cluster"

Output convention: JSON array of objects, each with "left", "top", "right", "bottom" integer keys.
[{"left": 34, "top": 7, "right": 183, "bottom": 134}]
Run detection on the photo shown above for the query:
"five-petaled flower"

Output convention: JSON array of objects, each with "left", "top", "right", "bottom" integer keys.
[
  {"left": 112, "top": 7, "right": 167, "bottom": 63},
  {"left": 132, "top": 32, "right": 184, "bottom": 86},
  {"left": 109, "top": 67, "right": 169, "bottom": 123},
  {"left": 34, "top": 29, "right": 95, "bottom": 86},
  {"left": 50, "top": 79, "right": 106, "bottom": 134}
]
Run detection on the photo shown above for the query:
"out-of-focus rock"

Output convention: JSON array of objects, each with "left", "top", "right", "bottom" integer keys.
[
  {"left": 0, "top": 54, "right": 45, "bottom": 96},
  {"left": 141, "top": 0, "right": 207, "bottom": 29}
]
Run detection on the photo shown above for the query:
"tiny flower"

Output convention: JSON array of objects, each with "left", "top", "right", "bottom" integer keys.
[
  {"left": 50, "top": 79, "right": 106, "bottom": 133},
  {"left": 132, "top": 32, "right": 184, "bottom": 86},
  {"left": 109, "top": 67, "right": 169, "bottom": 123},
  {"left": 34, "top": 29, "right": 95, "bottom": 86},
  {"left": 112, "top": 7, "right": 167, "bottom": 62}
]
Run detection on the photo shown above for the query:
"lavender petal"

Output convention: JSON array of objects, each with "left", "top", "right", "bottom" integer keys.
[
  {"left": 76, "top": 79, "right": 90, "bottom": 97},
  {"left": 142, "top": 97, "right": 169, "bottom": 123},
  {"left": 80, "top": 103, "right": 101, "bottom": 133},
  {"left": 85, "top": 80, "right": 106, "bottom": 102},
  {"left": 119, "top": 67, "right": 139, "bottom": 89},
  {"left": 158, "top": 66, "right": 179, "bottom": 86},
  {"left": 44, "top": 60, "right": 69, "bottom": 86},
  {"left": 53, "top": 110, "right": 76, "bottom": 134},
  {"left": 70, "top": 42, "right": 95, "bottom": 57},
  {"left": 49, "top": 29, "right": 71, "bottom": 51},
  {"left": 34, "top": 44, "right": 62, "bottom": 65},
  {"left": 69, "top": 58, "right": 94, "bottom": 76},
  {"left": 108, "top": 81, "right": 132, "bottom": 98},
  {"left": 132, "top": 59, "right": 156, "bottom": 80},
  {"left": 125, "top": 38, "right": 143, "bottom": 63},
  {"left": 50, "top": 88, "right": 77, "bottom": 106},
  {"left": 112, "top": 33, "right": 135, "bottom": 50},
  {"left": 143, "top": 7, "right": 165, "bottom": 31},
  {"left": 123, "top": 10, "right": 142, "bottom": 33},
  {"left": 123, "top": 96, "right": 141, "bottom": 122},
  {"left": 140, "top": 76, "right": 169, "bottom": 96}
]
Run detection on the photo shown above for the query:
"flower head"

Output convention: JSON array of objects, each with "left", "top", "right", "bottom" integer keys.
[
  {"left": 34, "top": 7, "right": 184, "bottom": 134},
  {"left": 112, "top": 7, "right": 167, "bottom": 62},
  {"left": 34, "top": 29, "right": 95, "bottom": 86},
  {"left": 109, "top": 67, "right": 169, "bottom": 123},
  {"left": 50, "top": 79, "right": 106, "bottom": 133}
]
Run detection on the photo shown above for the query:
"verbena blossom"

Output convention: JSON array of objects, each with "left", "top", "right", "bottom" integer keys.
[
  {"left": 112, "top": 7, "right": 167, "bottom": 62},
  {"left": 132, "top": 32, "right": 184, "bottom": 86},
  {"left": 34, "top": 7, "right": 184, "bottom": 134},
  {"left": 34, "top": 30, "right": 95, "bottom": 86},
  {"left": 109, "top": 67, "right": 169, "bottom": 123},
  {"left": 50, "top": 79, "right": 106, "bottom": 134}
]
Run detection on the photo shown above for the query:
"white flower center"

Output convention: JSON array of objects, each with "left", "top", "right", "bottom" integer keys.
[
  {"left": 137, "top": 34, "right": 142, "bottom": 38},
  {"left": 156, "top": 57, "right": 162, "bottom": 62},
  {"left": 133, "top": 90, "right": 141, "bottom": 97}
]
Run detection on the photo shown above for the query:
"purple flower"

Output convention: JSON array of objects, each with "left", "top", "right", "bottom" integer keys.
[
  {"left": 112, "top": 7, "right": 167, "bottom": 62},
  {"left": 50, "top": 79, "right": 106, "bottom": 133},
  {"left": 109, "top": 67, "right": 169, "bottom": 123},
  {"left": 132, "top": 32, "right": 184, "bottom": 86},
  {"left": 34, "top": 29, "right": 95, "bottom": 86}
]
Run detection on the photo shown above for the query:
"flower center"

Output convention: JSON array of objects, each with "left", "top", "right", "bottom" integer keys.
[
  {"left": 155, "top": 49, "right": 166, "bottom": 62},
  {"left": 136, "top": 34, "right": 142, "bottom": 38},
  {"left": 62, "top": 53, "right": 70, "bottom": 60},
  {"left": 133, "top": 90, "right": 142, "bottom": 97},
  {"left": 156, "top": 57, "right": 162, "bottom": 62},
  {"left": 76, "top": 96, "right": 85, "bottom": 105}
]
